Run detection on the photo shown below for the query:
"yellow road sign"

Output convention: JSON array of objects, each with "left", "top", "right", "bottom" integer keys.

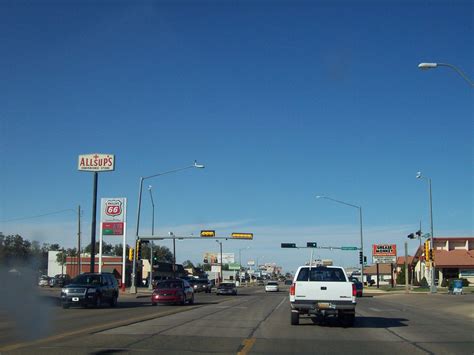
[
  {"left": 200, "top": 230, "right": 216, "bottom": 237},
  {"left": 231, "top": 232, "right": 253, "bottom": 240}
]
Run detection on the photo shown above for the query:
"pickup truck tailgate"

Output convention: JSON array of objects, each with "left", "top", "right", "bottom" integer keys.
[{"left": 294, "top": 281, "right": 353, "bottom": 302}]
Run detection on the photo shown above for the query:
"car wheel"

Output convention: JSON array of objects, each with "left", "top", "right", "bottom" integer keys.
[
  {"left": 291, "top": 311, "right": 299, "bottom": 325},
  {"left": 110, "top": 295, "right": 118, "bottom": 307},
  {"left": 62, "top": 303, "right": 70, "bottom": 309},
  {"left": 189, "top": 295, "right": 194, "bottom": 305}
]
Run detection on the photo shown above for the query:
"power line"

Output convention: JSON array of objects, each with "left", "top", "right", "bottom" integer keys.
[{"left": 1, "top": 209, "right": 78, "bottom": 223}]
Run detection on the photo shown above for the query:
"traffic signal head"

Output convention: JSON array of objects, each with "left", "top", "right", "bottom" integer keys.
[
  {"left": 415, "top": 230, "right": 422, "bottom": 237},
  {"left": 281, "top": 243, "right": 297, "bottom": 248},
  {"left": 306, "top": 242, "right": 317, "bottom": 248},
  {"left": 407, "top": 233, "right": 415, "bottom": 239},
  {"left": 429, "top": 249, "right": 434, "bottom": 261},
  {"left": 128, "top": 248, "right": 134, "bottom": 261},
  {"left": 136, "top": 239, "right": 142, "bottom": 260},
  {"left": 359, "top": 251, "right": 363, "bottom": 264},
  {"left": 424, "top": 240, "right": 430, "bottom": 261}
]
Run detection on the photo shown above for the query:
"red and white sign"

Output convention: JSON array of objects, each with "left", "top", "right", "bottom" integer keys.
[
  {"left": 101, "top": 198, "right": 126, "bottom": 225},
  {"left": 372, "top": 244, "right": 397, "bottom": 256},
  {"left": 78, "top": 153, "right": 115, "bottom": 171}
]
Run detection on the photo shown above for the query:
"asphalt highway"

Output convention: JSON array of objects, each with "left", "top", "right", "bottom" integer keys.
[{"left": 1, "top": 286, "right": 473, "bottom": 354}]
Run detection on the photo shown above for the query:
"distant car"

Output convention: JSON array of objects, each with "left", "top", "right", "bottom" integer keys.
[
  {"left": 216, "top": 282, "right": 237, "bottom": 295},
  {"left": 61, "top": 272, "right": 119, "bottom": 309},
  {"left": 50, "top": 274, "right": 71, "bottom": 288},
  {"left": 349, "top": 277, "right": 363, "bottom": 297},
  {"left": 256, "top": 280, "right": 265, "bottom": 286},
  {"left": 189, "top": 279, "right": 212, "bottom": 293},
  {"left": 284, "top": 279, "right": 293, "bottom": 285},
  {"left": 38, "top": 275, "right": 50, "bottom": 287},
  {"left": 265, "top": 281, "right": 279, "bottom": 292},
  {"left": 151, "top": 279, "right": 194, "bottom": 306}
]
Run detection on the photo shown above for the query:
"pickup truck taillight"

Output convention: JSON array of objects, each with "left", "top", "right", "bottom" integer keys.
[
  {"left": 290, "top": 283, "right": 296, "bottom": 296},
  {"left": 352, "top": 283, "right": 357, "bottom": 297}
]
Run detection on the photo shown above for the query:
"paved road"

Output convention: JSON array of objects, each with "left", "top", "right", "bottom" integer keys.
[{"left": 1, "top": 286, "right": 473, "bottom": 354}]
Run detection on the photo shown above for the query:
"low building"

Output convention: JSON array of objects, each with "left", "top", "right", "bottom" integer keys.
[
  {"left": 412, "top": 237, "right": 474, "bottom": 285},
  {"left": 363, "top": 263, "right": 393, "bottom": 285}
]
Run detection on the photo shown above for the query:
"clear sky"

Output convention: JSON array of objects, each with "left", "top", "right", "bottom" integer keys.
[{"left": 1, "top": 0, "right": 472, "bottom": 273}]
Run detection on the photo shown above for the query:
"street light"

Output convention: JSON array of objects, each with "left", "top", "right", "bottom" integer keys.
[
  {"left": 418, "top": 62, "right": 474, "bottom": 87},
  {"left": 130, "top": 161, "right": 205, "bottom": 294},
  {"left": 148, "top": 185, "right": 155, "bottom": 290},
  {"left": 316, "top": 195, "right": 364, "bottom": 283},
  {"left": 215, "top": 240, "right": 223, "bottom": 284},
  {"left": 416, "top": 171, "right": 437, "bottom": 293}
]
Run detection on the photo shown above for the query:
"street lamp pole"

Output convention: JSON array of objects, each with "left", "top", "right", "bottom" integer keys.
[
  {"left": 316, "top": 195, "right": 364, "bottom": 284},
  {"left": 216, "top": 240, "right": 223, "bottom": 284},
  {"left": 418, "top": 62, "right": 474, "bottom": 87},
  {"left": 130, "top": 161, "right": 205, "bottom": 294},
  {"left": 238, "top": 247, "right": 250, "bottom": 284},
  {"left": 416, "top": 172, "right": 436, "bottom": 293},
  {"left": 148, "top": 186, "right": 155, "bottom": 290}
]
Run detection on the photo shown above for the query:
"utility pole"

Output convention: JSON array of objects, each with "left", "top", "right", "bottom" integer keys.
[
  {"left": 77, "top": 205, "right": 81, "bottom": 276},
  {"left": 405, "top": 242, "right": 409, "bottom": 293}
]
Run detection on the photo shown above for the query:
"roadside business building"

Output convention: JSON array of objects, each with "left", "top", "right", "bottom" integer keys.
[{"left": 411, "top": 237, "right": 474, "bottom": 286}]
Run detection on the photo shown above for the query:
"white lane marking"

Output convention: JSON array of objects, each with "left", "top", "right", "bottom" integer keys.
[{"left": 275, "top": 297, "right": 287, "bottom": 311}]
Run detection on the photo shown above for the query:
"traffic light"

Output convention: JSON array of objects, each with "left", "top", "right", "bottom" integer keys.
[
  {"left": 407, "top": 233, "right": 415, "bottom": 239},
  {"left": 306, "top": 242, "right": 317, "bottom": 248},
  {"left": 359, "top": 251, "right": 363, "bottom": 264},
  {"left": 136, "top": 239, "right": 142, "bottom": 260},
  {"left": 429, "top": 249, "right": 434, "bottom": 261},
  {"left": 424, "top": 240, "right": 430, "bottom": 261},
  {"left": 281, "top": 243, "right": 297, "bottom": 248},
  {"left": 415, "top": 230, "right": 422, "bottom": 237},
  {"left": 128, "top": 248, "right": 134, "bottom": 261}
]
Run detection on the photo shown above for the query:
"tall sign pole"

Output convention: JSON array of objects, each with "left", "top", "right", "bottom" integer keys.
[{"left": 78, "top": 153, "right": 115, "bottom": 273}]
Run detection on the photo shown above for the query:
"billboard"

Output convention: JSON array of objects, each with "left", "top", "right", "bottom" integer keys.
[
  {"left": 372, "top": 244, "right": 397, "bottom": 264},
  {"left": 78, "top": 153, "right": 115, "bottom": 172},
  {"left": 100, "top": 198, "right": 126, "bottom": 236},
  {"left": 203, "top": 252, "right": 235, "bottom": 264}
]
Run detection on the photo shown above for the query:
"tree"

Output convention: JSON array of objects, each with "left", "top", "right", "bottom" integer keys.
[
  {"left": 152, "top": 245, "right": 173, "bottom": 264},
  {"left": 84, "top": 242, "right": 113, "bottom": 255},
  {"left": 182, "top": 260, "right": 195, "bottom": 269}
]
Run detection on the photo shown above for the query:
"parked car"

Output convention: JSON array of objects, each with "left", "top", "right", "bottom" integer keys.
[
  {"left": 50, "top": 274, "right": 71, "bottom": 288},
  {"left": 38, "top": 275, "right": 50, "bottom": 287},
  {"left": 61, "top": 272, "right": 119, "bottom": 309},
  {"left": 349, "top": 277, "right": 363, "bottom": 297},
  {"left": 265, "top": 281, "right": 279, "bottom": 292},
  {"left": 151, "top": 279, "right": 194, "bottom": 306},
  {"left": 256, "top": 280, "right": 265, "bottom": 286},
  {"left": 216, "top": 282, "right": 237, "bottom": 295}
]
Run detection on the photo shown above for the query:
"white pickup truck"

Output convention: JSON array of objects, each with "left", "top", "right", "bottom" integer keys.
[{"left": 289, "top": 265, "right": 356, "bottom": 326}]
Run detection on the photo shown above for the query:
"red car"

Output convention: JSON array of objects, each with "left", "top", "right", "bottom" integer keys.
[{"left": 151, "top": 279, "right": 194, "bottom": 306}]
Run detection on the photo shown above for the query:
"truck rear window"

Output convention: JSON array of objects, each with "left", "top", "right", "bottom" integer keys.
[{"left": 296, "top": 267, "right": 347, "bottom": 282}]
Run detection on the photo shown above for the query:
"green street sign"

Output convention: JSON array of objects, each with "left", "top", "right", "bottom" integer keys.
[
  {"left": 229, "top": 263, "right": 240, "bottom": 270},
  {"left": 341, "top": 246, "right": 358, "bottom": 250}
]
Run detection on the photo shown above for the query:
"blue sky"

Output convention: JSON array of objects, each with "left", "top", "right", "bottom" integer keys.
[{"left": 1, "top": 0, "right": 472, "bottom": 272}]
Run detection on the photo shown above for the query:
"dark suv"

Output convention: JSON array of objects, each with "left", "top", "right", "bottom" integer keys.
[{"left": 61, "top": 273, "right": 119, "bottom": 309}]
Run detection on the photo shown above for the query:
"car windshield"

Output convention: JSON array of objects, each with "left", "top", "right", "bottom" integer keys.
[
  {"left": 72, "top": 275, "right": 101, "bottom": 285},
  {"left": 267, "top": 282, "right": 278, "bottom": 286},
  {"left": 157, "top": 281, "right": 183, "bottom": 289},
  {"left": 296, "top": 268, "right": 347, "bottom": 282}
]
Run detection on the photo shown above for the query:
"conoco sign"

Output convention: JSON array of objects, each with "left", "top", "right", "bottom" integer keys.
[{"left": 78, "top": 153, "right": 115, "bottom": 171}]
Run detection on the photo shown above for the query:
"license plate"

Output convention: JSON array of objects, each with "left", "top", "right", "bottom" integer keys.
[
  {"left": 72, "top": 297, "right": 79, "bottom": 302},
  {"left": 317, "top": 302, "right": 331, "bottom": 309}
]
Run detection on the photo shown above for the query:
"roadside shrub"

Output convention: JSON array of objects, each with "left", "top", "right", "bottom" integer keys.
[
  {"left": 441, "top": 278, "right": 449, "bottom": 288},
  {"left": 420, "top": 277, "right": 429, "bottom": 288}
]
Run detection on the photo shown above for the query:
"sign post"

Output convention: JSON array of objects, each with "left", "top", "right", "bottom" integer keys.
[
  {"left": 99, "top": 198, "right": 126, "bottom": 288},
  {"left": 78, "top": 153, "right": 115, "bottom": 273}
]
